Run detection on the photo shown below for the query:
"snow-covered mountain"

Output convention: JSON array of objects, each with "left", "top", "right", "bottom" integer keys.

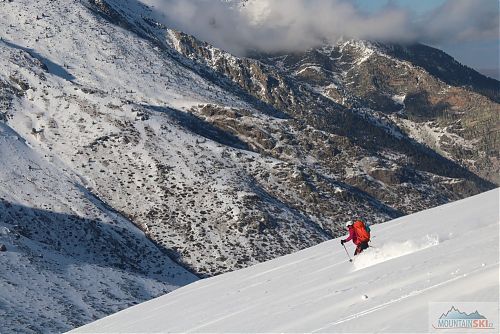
[
  {"left": 72, "top": 189, "right": 500, "bottom": 333},
  {"left": 0, "top": 118, "right": 197, "bottom": 332},
  {"left": 0, "top": 0, "right": 499, "bottom": 331},
  {"left": 252, "top": 40, "right": 500, "bottom": 183}
]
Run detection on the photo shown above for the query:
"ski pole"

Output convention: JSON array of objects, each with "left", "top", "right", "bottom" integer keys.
[{"left": 343, "top": 243, "right": 353, "bottom": 262}]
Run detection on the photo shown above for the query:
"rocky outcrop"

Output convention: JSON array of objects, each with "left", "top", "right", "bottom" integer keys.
[{"left": 252, "top": 40, "right": 500, "bottom": 184}]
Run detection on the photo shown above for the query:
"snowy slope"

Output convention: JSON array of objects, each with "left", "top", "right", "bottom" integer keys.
[
  {"left": 73, "top": 189, "right": 499, "bottom": 333},
  {"left": 0, "top": 0, "right": 343, "bottom": 277},
  {"left": 0, "top": 121, "right": 197, "bottom": 332},
  {"left": 1, "top": 0, "right": 496, "bottom": 281},
  {"left": 1, "top": 0, "right": 497, "bottom": 330}
]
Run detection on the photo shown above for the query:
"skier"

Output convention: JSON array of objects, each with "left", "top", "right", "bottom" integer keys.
[{"left": 341, "top": 220, "right": 370, "bottom": 255}]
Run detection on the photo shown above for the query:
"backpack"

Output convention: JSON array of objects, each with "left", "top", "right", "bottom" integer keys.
[{"left": 353, "top": 220, "right": 370, "bottom": 243}]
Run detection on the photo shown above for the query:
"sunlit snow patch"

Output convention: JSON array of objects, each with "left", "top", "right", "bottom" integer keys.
[{"left": 354, "top": 234, "right": 439, "bottom": 270}]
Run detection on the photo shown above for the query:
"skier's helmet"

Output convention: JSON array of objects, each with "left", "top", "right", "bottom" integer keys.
[{"left": 345, "top": 221, "right": 354, "bottom": 229}]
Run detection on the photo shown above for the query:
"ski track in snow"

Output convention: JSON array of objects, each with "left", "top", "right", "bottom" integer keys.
[{"left": 312, "top": 262, "right": 499, "bottom": 332}]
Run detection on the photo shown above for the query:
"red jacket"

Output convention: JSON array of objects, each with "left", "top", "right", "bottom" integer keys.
[{"left": 344, "top": 226, "right": 360, "bottom": 245}]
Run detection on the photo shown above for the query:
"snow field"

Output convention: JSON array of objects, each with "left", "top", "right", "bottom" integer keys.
[{"left": 73, "top": 189, "right": 499, "bottom": 333}]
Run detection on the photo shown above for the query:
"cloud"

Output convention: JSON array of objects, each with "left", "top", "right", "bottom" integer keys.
[
  {"left": 420, "top": 0, "right": 499, "bottom": 44},
  {"left": 145, "top": 0, "right": 499, "bottom": 55}
]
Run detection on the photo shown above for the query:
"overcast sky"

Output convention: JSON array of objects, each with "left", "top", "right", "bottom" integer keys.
[
  {"left": 356, "top": 0, "right": 499, "bottom": 78},
  {"left": 147, "top": 0, "right": 499, "bottom": 79}
]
